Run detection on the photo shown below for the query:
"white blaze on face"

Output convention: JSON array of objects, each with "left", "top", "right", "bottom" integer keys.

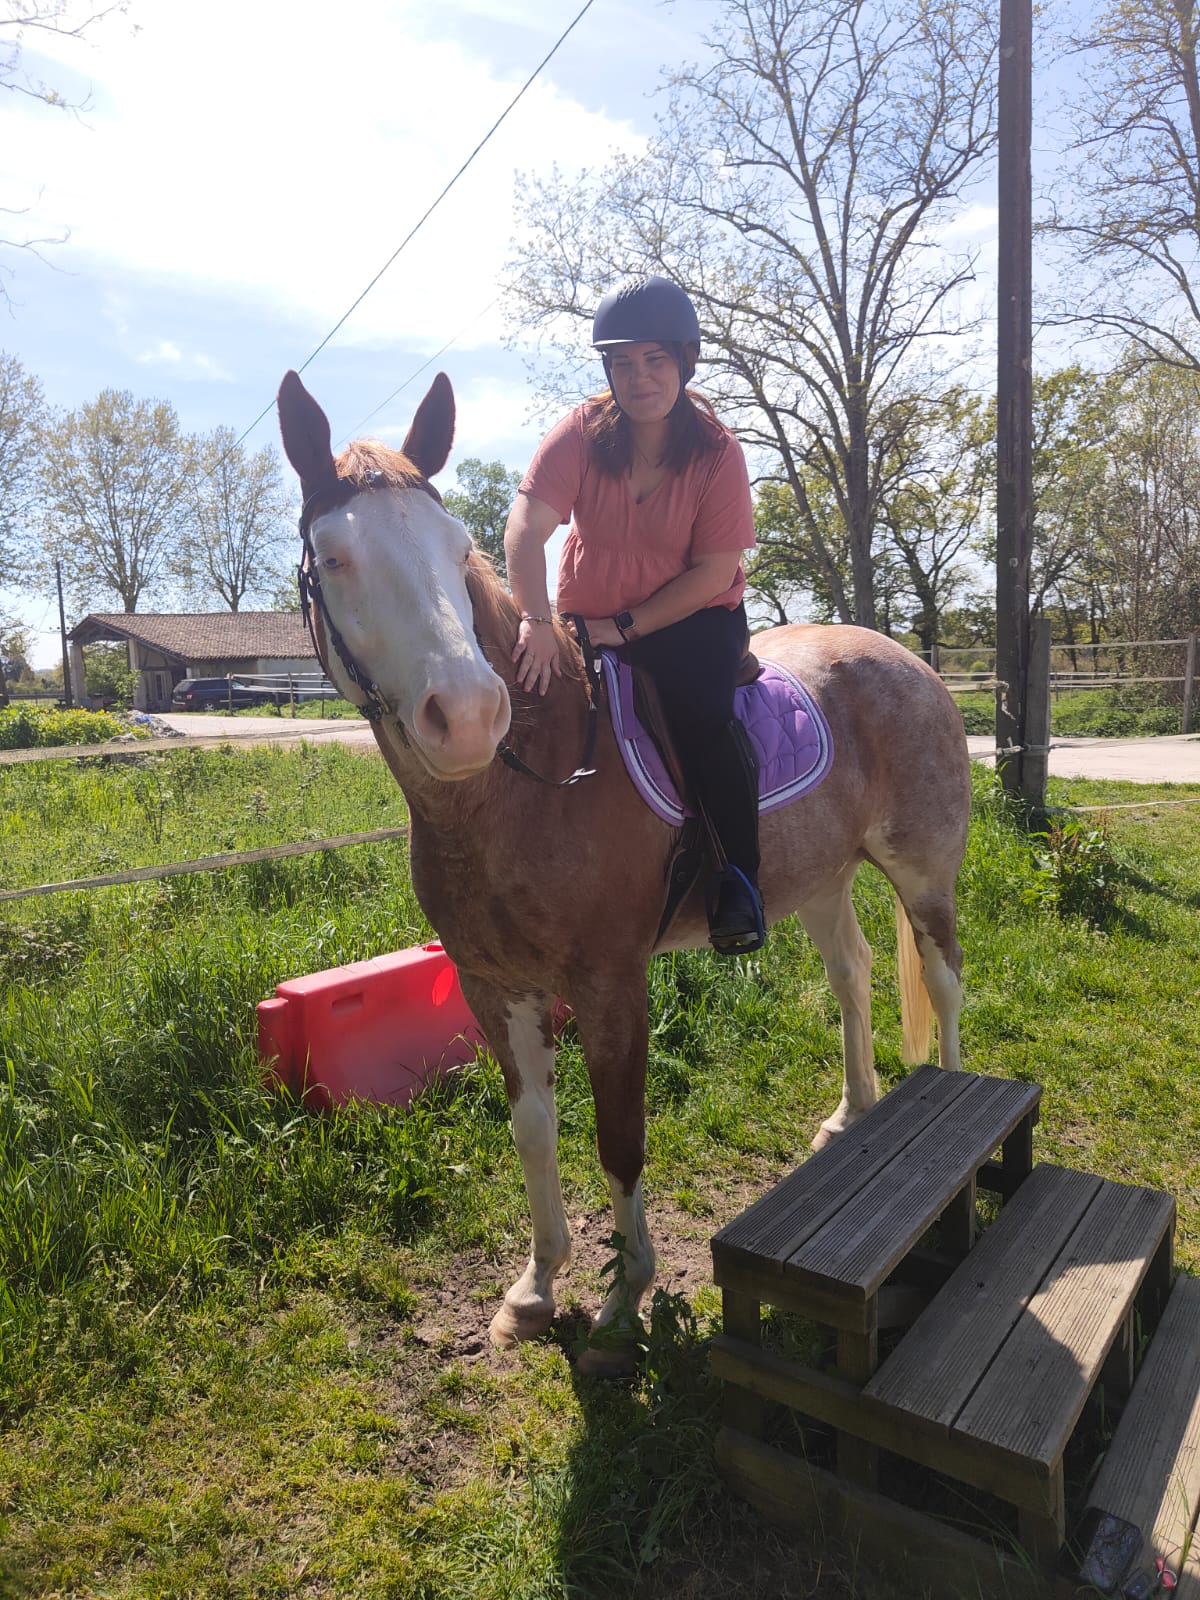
[{"left": 309, "top": 486, "right": 510, "bottom": 776}]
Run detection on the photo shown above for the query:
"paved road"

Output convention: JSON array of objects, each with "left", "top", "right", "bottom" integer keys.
[
  {"left": 157, "top": 713, "right": 1200, "bottom": 784},
  {"left": 964, "top": 733, "right": 1199, "bottom": 783}
]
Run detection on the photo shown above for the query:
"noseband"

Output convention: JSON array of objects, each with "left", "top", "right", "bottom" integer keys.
[{"left": 296, "top": 478, "right": 598, "bottom": 786}]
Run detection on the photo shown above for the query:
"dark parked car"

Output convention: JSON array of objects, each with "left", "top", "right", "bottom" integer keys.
[{"left": 170, "top": 678, "right": 280, "bottom": 711}]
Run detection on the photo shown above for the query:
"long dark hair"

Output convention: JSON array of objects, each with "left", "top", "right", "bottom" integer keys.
[{"left": 582, "top": 342, "right": 722, "bottom": 478}]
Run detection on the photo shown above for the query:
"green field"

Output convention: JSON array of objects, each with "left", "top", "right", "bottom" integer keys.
[{"left": 1, "top": 744, "right": 1198, "bottom": 1599}]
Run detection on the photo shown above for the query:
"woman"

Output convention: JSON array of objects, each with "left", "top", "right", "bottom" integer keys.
[{"left": 504, "top": 275, "right": 765, "bottom": 954}]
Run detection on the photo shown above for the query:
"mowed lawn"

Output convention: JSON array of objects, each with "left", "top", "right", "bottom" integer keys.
[{"left": 1, "top": 743, "right": 1198, "bottom": 1600}]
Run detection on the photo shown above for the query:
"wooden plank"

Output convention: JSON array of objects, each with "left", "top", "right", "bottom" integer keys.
[
  {"left": 710, "top": 1336, "right": 1058, "bottom": 1512},
  {"left": 1088, "top": 1275, "right": 1200, "bottom": 1571},
  {"left": 954, "top": 1180, "right": 1176, "bottom": 1474},
  {"left": 713, "top": 1426, "right": 1054, "bottom": 1600},
  {"left": 865, "top": 1165, "right": 1103, "bottom": 1429},
  {"left": 1177, "top": 1529, "right": 1200, "bottom": 1600},
  {"left": 712, "top": 1253, "right": 872, "bottom": 1332},
  {"left": 712, "top": 1064, "right": 968, "bottom": 1274},
  {"left": 790, "top": 1075, "right": 1044, "bottom": 1299}
]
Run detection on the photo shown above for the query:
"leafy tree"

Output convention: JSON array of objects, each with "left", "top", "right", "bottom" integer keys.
[
  {"left": 878, "top": 390, "right": 991, "bottom": 659},
  {"left": 2, "top": 0, "right": 128, "bottom": 302},
  {"left": 504, "top": 0, "right": 1000, "bottom": 629},
  {"left": 1053, "top": 0, "right": 1200, "bottom": 370},
  {"left": 178, "top": 428, "right": 293, "bottom": 612},
  {"left": 747, "top": 475, "right": 848, "bottom": 625},
  {"left": 39, "top": 388, "right": 191, "bottom": 614},
  {"left": 0, "top": 350, "right": 45, "bottom": 586},
  {"left": 442, "top": 458, "right": 521, "bottom": 578},
  {"left": 0, "top": 614, "right": 30, "bottom": 706},
  {"left": 81, "top": 638, "right": 136, "bottom": 706}
]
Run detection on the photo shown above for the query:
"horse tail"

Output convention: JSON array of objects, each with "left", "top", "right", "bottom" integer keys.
[{"left": 895, "top": 896, "right": 934, "bottom": 1065}]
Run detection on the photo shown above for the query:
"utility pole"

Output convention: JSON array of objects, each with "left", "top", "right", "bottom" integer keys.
[
  {"left": 56, "top": 559, "right": 73, "bottom": 708},
  {"left": 995, "top": 0, "right": 1036, "bottom": 805}
]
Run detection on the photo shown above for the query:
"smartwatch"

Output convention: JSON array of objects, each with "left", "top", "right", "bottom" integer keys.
[{"left": 614, "top": 610, "right": 639, "bottom": 642}]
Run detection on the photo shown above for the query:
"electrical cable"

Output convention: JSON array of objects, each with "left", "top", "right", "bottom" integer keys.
[{"left": 231, "top": 0, "right": 597, "bottom": 453}]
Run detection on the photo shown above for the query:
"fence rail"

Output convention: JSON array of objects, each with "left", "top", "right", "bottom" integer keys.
[{"left": 928, "top": 634, "right": 1197, "bottom": 733}]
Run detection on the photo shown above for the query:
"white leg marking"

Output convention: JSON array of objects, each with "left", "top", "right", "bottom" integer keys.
[
  {"left": 575, "top": 1173, "right": 656, "bottom": 1378},
  {"left": 913, "top": 927, "right": 963, "bottom": 1070},
  {"left": 489, "top": 998, "right": 571, "bottom": 1349},
  {"left": 799, "top": 882, "right": 879, "bottom": 1150}
]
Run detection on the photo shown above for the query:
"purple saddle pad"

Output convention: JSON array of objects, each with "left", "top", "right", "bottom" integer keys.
[{"left": 599, "top": 651, "right": 835, "bottom": 827}]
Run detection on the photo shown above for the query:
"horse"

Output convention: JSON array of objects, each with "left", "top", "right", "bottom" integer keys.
[{"left": 276, "top": 368, "right": 971, "bottom": 1375}]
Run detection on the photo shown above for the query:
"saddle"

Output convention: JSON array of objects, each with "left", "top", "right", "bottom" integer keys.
[
  {"left": 596, "top": 646, "right": 835, "bottom": 940},
  {"left": 599, "top": 649, "right": 834, "bottom": 829}
]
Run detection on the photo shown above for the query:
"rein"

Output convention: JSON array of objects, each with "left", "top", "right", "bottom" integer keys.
[{"left": 296, "top": 481, "right": 599, "bottom": 786}]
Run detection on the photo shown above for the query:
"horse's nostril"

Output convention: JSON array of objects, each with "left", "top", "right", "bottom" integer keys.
[{"left": 415, "top": 692, "right": 451, "bottom": 745}]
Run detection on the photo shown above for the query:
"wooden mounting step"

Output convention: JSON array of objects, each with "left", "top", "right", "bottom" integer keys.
[
  {"left": 711, "top": 1065, "right": 1041, "bottom": 1333},
  {"left": 862, "top": 1163, "right": 1175, "bottom": 1564},
  {"left": 1082, "top": 1273, "right": 1200, "bottom": 1597}
]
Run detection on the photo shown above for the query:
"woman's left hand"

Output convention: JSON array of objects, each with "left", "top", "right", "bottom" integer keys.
[{"left": 578, "top": 616, "right": 625, "bottom": 648}]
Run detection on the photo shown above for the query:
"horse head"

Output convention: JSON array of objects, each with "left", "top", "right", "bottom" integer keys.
[{"left": 276, "top": 371, "right": 511, "bottom": 780}]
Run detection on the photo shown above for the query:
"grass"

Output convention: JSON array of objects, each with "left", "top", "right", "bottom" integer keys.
[
  {"left": 1, "top": 748, "right": 1199, "bottom": 1598},
  {"left": 953, "top": 685, "right": 1195, "bottom": 737}
]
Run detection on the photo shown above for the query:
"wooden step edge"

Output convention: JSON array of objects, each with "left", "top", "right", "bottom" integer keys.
[
  {"left": 710, "top": 1334, "right": 1057, "bottom": 1513},
  {"left": 1085, "top": 1275, "right": 1200, "bottom": 1582}
]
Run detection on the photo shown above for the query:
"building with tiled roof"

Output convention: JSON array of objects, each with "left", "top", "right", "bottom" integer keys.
[{"left": 68, "top": 612, "right": 320, "bottom": 712}]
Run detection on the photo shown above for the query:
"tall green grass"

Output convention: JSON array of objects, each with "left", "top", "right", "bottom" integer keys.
[{"left": 1, "top": 748, "right": 1198, "bottom": 1598}]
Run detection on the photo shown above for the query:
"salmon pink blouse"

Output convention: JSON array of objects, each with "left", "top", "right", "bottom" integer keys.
[{"left": 518, "top": 402, "right": 755, "bottom": 618}]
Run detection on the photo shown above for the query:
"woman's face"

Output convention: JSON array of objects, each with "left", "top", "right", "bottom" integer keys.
[{"left": 606, "top": 342, "right": 682, "bottom": 426}]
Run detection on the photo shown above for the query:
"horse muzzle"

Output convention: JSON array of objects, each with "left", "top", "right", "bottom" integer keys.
[{"left": 406, "top": 678, "right": 511, "bottom": 780}]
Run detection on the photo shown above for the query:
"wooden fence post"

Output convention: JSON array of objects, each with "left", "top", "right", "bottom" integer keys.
[
  {"left": 1022, "top": 617, "right": 1051, "bottom": 814},
  {"left": 1184, "top": 632, "right": 1197, "bottom": 736}
]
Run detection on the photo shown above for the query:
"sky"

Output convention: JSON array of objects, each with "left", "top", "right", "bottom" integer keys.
[
  {"left": 1, "top": 0, "right": 710, "bottom": 665},
  {"left": 2, "top": 0, "right": 1092, "bottom": 670}
]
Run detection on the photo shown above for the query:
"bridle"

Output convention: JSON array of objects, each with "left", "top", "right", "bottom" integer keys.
[{"left": 296, "top": 476, "right": 599, "bottom": 787}]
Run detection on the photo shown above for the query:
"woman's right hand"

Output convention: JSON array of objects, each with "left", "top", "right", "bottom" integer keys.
[{"left": 513, "top": 617, "right": 561, "bottom": 696}]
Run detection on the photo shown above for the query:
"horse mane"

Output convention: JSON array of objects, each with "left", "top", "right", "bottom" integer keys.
[
  {"left": 464, "top": 551, "right": 585, "bottom": 687},
  {"left": 334, "top": 438, "right": 430, "bottom": 494}
]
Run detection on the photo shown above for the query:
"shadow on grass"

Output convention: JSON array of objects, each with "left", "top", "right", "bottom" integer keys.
[{"left": 543, "top": 1292, "right": 862, "bottom": 1600}]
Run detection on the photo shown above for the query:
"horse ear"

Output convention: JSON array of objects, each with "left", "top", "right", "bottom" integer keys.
[
  {"left": 401, "top": 372, "right": 455, "bottom": 479},
  {"left": 277, "top": 370, "right": 339, "bottom": 498}
]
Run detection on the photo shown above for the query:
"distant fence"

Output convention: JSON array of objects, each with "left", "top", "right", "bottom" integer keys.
[{"left": 927, "top": 635, "right": 1198, "bottom": 734}]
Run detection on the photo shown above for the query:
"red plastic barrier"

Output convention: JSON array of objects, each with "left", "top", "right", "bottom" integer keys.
[{"left": 258, "top": 941, "right": 486, "bottom": 1110}]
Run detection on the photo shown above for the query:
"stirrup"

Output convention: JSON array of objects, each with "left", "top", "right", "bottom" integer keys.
[{"left": 706, "top": 865, "right": 766, "bottom": 955}]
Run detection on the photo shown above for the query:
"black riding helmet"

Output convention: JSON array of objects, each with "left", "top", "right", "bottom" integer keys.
[{"left": 591, "top": 276, "right": 701, "bottom": 354}]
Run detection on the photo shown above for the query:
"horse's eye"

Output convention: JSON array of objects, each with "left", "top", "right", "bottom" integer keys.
[{"left": 324, "top": 557, "right": 341, "bottom": 570}]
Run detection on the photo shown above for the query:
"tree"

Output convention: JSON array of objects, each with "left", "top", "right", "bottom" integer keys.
[
  {"left": 178, "top": 428, "right": 293, "bottom": 612},
  {"left": 1053, "top": 0, "right": 1200, "bottom": 371},
  {"left": 2, "top": 0, "right": 128, "bottom": 303},
  {"left": 39, "top": 388, "right": 191, "bottom": 614},
  {"left": 442, "top": 458, "right": 521, "bottom": 578},
  {"left": 877, "top": 390, "right": 991, "bottom": 659},
  {"left": 504, "top": 0, "right": 999, "bottom": 629},
  {"left": 0, "top": 350, "right": 45, "bottom": 586}
]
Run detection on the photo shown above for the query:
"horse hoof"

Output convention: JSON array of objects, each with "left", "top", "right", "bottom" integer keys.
[
  {"left": 489, "top": 1301, "right": 554, "bottom": 1349},
  {"left": 575, "top": 1341, "right": 640, "bottom": 1380},
  {"left": 811, "top": 1124, "right": 836, "bottom": 1152}
]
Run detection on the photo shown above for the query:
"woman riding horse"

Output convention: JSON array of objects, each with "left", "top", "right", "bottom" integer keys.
[{"left": 505, "top": 276, "right": 766, "bottom": 954}]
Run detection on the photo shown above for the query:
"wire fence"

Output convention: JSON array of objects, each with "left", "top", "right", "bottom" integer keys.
[{"left": 924, "top": 635, "right": 1198, "bottom": 733}]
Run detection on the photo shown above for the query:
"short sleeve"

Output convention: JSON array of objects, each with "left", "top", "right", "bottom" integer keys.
[
  {"left": 691, "top": 432, "right": 755, "bottom": 555},
  {"left": 518, "top": 408, "right": 588, "bottom": 524}
]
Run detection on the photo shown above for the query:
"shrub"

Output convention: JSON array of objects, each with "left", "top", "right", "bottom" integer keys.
[
  {"left": 0, "top": 706, "right": 127, "bottom": 749},
  {"left": 1024, "top": 815, "right": 1124, "bottom": 926}
]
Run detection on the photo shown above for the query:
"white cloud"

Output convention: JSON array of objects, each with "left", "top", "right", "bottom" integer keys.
[
  {"left": 136, "top": 340, "right": 233, "bottom": 382},
  {"left": 1, "top": 0, "right": 646, "bottom": 356}
]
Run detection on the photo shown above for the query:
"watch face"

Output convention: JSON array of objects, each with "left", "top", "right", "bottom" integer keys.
[{"left": 616, "top": 611, "right": 634, "bottom": 630}]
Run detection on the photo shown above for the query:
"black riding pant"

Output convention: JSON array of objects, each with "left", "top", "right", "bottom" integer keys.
[{"left": 622, "top": 603, "right": 760, "bottom": 878}]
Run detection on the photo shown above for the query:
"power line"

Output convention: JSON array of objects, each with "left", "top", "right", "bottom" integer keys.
[
  {"left": 232, "top": 0, "right": 597, "bottom": 453},
  {"left": 335, "top": 299, "right": 499, "bottom": 447}
]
